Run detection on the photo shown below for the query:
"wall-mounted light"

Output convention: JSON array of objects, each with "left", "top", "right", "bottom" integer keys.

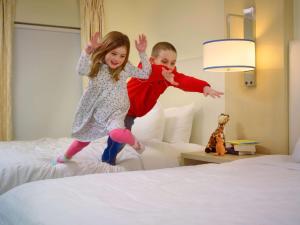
[
  {"left": 202, "top": 6, "right": 256, "bottom": 87},
  {"left": 203, "top": 38, "right": 255, "bottom": 72}
]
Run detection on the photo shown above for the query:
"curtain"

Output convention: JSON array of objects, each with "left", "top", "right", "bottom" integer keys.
[
  {"left": 0, "top": 0, "right": 15, "bottom": 141},
  {"left": 79, "top": 0, "right": 104, "bottom": 89}
]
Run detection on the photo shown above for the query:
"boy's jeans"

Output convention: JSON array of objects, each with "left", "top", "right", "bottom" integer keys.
[{"left": 101, "top": 116, "right": 136, "bottom": 165}]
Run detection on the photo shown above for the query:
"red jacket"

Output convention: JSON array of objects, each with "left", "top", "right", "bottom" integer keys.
[{"left": 127, "top": 64, "right": 210, "bottom": 117}]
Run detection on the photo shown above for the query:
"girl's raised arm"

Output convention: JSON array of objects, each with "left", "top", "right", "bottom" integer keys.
[{"left": 125, "top": 34, "right": 151, "bottom": 79}]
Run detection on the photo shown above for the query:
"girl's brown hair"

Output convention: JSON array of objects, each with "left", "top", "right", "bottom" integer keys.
[{"left": 88, "top": 31, "right": 130, "bottom": 81}]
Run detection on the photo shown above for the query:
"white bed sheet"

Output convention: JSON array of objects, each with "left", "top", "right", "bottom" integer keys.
[
  {"left": 0, "top": 155, "right": 299, "bottom": 225},
  {"left": 0, "top": 137, "right": 203, "bottom": 194}
]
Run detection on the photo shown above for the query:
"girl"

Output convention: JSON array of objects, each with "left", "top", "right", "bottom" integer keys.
[{"left": 56, "top": 31, "right": 151, "bottom": 163}]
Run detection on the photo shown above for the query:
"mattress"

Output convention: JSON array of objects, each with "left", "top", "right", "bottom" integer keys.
[{"left": 0, "top": 155, "right": 299, "bottom": 225}]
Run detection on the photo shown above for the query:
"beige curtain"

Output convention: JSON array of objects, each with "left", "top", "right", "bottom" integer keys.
[
  {"left": 79, "top": 0, "right": 104, "bottom": 89},
  {"left": 0, "top": 0, "right": 15, "bottom": 141}
]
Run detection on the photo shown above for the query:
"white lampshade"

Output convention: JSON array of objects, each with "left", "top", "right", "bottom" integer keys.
[{"left": 203, "top": 39, "right": 255, "bottom": 72}]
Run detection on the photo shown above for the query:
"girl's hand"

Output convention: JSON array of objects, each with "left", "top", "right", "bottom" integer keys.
[
  {"left": 135, "top": 34, "right": 147, "bottom": 53},
  {"left": 162, "top": 67, "right": 179, "bottom": 86},
  {"left": 203, "top": 86, "right": 224, "bottom": 98},
  {"left": 85, "top": 32, "right": 102, "bottom": 54}
]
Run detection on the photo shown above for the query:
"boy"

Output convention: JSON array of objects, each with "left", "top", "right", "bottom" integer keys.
[{"left": 102, "top": 42, "right": 223, "bottom": 165}]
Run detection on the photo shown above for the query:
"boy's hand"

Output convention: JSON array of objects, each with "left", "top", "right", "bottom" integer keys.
[
  {"left": 135, "top": 34, "right": 147, "bottom": 53},
  {"left": 162, "top": 67, "right": 179, "bottom": 86},
  {"left": 203, "top": 86, "right": 224, "bottom": 98},
  {"left": 85, "top": 32, "right": 102, "bottom": 54}
]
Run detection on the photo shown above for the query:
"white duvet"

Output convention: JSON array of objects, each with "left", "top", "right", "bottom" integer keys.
[
  {"left": 0, "top": 137, "right": 203, "bottom": 194},
  {"left": 0, "top": 155, "right": 299, "bottom": 225}
]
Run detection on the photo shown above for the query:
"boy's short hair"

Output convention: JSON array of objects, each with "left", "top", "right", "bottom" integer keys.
[{"left": 151, "top": 42, "right": 177, "bottom": 57}]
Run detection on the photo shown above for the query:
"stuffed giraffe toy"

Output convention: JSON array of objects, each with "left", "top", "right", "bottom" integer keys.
[
  {"left": 205, "top": 113, "right": 230, "bottom": 154},
  {"left": 215, "top": 134, "right": 226, "bottom": 156}
]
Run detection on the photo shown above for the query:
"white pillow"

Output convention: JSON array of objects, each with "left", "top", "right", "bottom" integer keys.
[
  {"left": 163, "top": 103, "right": 195, "bottom": 143},
  {"left": 131, "top": 103, "right": 165, "bottom": 141},
  {"left": 292, "top": 137, "right": 300, "bottom": 163}
]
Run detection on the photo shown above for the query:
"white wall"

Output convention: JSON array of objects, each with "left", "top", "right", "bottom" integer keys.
[
  {"left": 103, "top": 0, "right": 225, "bottom": 145},
  {"left": 15, "top": 0, "right": 80, "bottom": 27},
  {"left": 290, "top": 1, "right": 300, "bottom": 151},
  {"left": 104, "top": 0, "right": 225, "bottom": 63},
  {"left": 295, "top": 0, "right": 300, "bottom": 39},
  {"left": 289, "top": 41, "right": 300, "bottom": 153}
]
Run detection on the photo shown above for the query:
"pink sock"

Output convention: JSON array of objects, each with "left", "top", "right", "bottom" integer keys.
[
  {"left": 109, "top": 129, "right": 135, "bottom": 145},
  {"left": 64, "top": 140, "right": 90, "bottom": 159}
]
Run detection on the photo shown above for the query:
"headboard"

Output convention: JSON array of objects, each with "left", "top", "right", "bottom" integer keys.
[{"left": 289, "top": 40, "right": 300, "bottom": 154}]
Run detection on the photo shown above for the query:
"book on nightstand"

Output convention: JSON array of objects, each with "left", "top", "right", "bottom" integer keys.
[
  {"left": 226, "top": 146, "right": 256, "bottom": 155},
  {"left": 226, "top": 139, "right": 259, "bottom": 145},
  {"left": 226, "top": 139, "right": 258, "bottom": 155}
]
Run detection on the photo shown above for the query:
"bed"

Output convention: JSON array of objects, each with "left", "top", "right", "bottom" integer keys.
[
  {"left": 0, "top": 103, "right": 203, "bottom": 194},
  {"left": 0, "top": 155, "right": 299, "bottom": 225}
]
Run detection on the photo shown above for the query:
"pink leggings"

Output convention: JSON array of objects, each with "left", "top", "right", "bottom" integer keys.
[{"left": 65, "top": 128, "right": 136, "bottom": 158}]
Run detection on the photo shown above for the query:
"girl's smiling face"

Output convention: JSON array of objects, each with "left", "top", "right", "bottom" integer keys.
[{"left": 104, "top": 46, "right": 127, "bottom": 69}]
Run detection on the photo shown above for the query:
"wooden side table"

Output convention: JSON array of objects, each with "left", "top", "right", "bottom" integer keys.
[{"left": 180, "top": 151, "right": 265, "bottom": 166}]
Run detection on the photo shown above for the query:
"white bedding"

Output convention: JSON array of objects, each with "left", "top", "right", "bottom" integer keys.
[
  {"left": 0, "top": 137, "right": 203, "bottom": 194},
  {"left": 0, "top": 155, "right": 299, "bottom": 225}
]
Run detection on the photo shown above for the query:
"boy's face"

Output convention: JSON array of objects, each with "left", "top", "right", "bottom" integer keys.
[{"left": 150, "top": 50, "right": 177, "bottom": 70}]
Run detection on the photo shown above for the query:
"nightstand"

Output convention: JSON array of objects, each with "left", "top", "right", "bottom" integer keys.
[{"left": 180, "top": 151, "right": 264, "bottom": 166}]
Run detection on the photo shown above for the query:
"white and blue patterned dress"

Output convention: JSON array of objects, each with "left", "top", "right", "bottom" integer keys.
[{"left": 71, "top": 51, "right": 151, "bottom": 141}]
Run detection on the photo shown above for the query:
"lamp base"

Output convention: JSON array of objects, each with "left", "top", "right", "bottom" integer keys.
[{"left": 244, "top": 70, "right": 256, "bottom": 87}]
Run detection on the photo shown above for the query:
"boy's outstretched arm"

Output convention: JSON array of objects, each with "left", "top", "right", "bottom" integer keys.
[
  {"left": 203, "top": 86, "right": 223, "bottom": 98},
  {"left": 169, "top": 71, "right": 224, "bottom": 98}
]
